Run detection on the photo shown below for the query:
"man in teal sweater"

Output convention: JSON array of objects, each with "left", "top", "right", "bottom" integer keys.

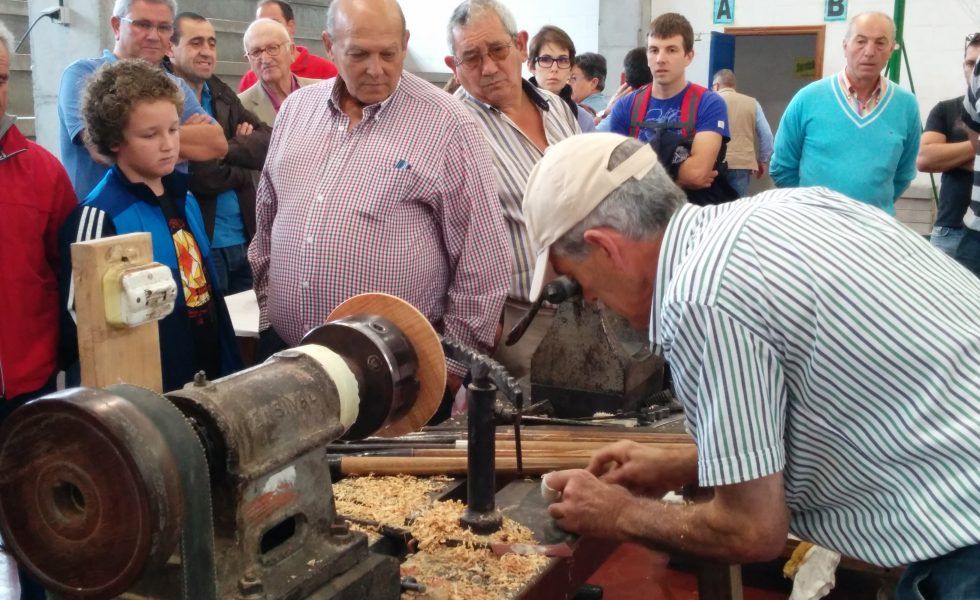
[{"left": 770, "top": 12, "right": 920, "bottom": 215}]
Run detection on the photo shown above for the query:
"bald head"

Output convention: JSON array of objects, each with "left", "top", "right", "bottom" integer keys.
[
  {"left": 243, "top": 17, "right": 291, "bottom": 48},
  {"left": 842, "top": 11, "right": 896, "bottom": 84},
  {"left": 845, "top": 11, "right": 896, "bottom": 43},
  {"left": 243, "top": 18, "right": 294, "bottom": 89},
  {"left": 326, "top": 0, "right": 406, "bottom": 39},
  {"left": 322, "top": 0, "right": 409, "bottom": 106}
]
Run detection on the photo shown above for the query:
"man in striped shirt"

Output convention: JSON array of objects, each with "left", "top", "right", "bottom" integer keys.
[
  {"left": 248, "top": 0, "right": 512, "bottom": 415},
  {"left": 530, "top": 133, "right": 980, "bottom": 595},
  {"left": 445, "top": 0, "right": 580, "bottom": 379}
]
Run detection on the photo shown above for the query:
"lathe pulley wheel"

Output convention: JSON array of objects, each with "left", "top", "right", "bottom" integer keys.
[{"left": 0, "top": 388, "right": 184, "bottom": 597}]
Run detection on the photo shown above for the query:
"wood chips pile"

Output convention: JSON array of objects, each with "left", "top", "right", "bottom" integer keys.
[{"left": 334, "top": 475, "right": 549, "bottom": 599}]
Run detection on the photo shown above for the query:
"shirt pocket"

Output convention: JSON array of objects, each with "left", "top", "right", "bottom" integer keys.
[{"left": 353, "top": 168, "right": 421, "bottom": 220}]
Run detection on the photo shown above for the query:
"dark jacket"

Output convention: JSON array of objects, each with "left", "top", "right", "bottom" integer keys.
[
  {"left": 59, "top": 167, "right": 244, "bottom": 392},
  {"left": 188, "top": 74, "right": 272, "bottom": 240}
]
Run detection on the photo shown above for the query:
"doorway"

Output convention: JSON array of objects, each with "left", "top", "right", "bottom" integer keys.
[{"left": 711, "top": 26, "right": 826, "bottom": 194}]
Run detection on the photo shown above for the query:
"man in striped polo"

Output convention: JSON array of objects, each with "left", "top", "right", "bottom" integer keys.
[
  {"left": 532, "top": 133, "right": 980, "bottom": 596},
  {"left": 445, "top": 0, "right": 580, "bottom": 380}
]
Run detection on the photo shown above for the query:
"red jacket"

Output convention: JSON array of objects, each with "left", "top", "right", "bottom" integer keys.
[
  {"left": 0, "top": 119, "right": 76, "bottom": 400},
  {"left": 237, "top": 45, "right": 338, "bottom": 92}
]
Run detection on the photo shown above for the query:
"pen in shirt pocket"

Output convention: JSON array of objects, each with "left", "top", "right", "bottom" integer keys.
[{"left": 394, "top": 159, "right": 411, "bottom": 170}]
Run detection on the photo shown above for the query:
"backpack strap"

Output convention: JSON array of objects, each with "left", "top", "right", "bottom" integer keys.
[
  {"left": 679, "top": 83, "right": 706, "bottom": 140},
  {"left": 628, "top": 84, "right": 653, "bottom": 139}
]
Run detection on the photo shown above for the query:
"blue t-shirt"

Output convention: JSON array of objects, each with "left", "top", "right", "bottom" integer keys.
[
  {"left": 607, "top": 83, "right": 730, "bottom": 143},
  {"left": 200, "top": 83, "right": 246, "bottom": 249},
  {"left": 58, "top": 50, "right": 211, "bottom": 202}
]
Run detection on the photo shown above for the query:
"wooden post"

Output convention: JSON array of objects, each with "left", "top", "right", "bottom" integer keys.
[{"left": 71, "top": 233, "right": 163, "bottom": 392}]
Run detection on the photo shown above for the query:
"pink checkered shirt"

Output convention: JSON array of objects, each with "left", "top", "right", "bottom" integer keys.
[{"left": 249, "top": 72, "right": 513, "bottom": 376}]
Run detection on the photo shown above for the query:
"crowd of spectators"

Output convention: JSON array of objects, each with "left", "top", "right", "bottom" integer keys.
[{"left": 3, "top": 1, "right": 980, "bottom": 596}]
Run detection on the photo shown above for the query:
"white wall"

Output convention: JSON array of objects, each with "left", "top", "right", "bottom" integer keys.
[
  {"left": 401, "top": 0, "right": 601, "bottom": 77},
  {"left": 651, "top": 0, "right": 980, "bottom": 198}
]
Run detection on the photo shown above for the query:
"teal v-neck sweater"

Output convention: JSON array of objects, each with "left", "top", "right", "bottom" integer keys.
[{"left": 770, "top": 75, "right": 920, "bottom": 214}]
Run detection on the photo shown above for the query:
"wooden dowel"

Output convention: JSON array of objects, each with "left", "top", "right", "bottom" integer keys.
[{"left": 338, "top": 456, "right": 588, "bottom": 476}]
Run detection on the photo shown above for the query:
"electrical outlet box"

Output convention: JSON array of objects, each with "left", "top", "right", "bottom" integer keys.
[
  {"left": 104, "top": 263, "right": 177, "bottom": 328},
  {"left": 56, "top": 0, "right": 70, "bottom": 26}
]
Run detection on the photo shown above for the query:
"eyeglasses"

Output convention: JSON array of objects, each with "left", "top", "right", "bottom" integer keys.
[
  {"left": 119, "top": 17, "right": 174, "bottom": 36},
  {"left": 245, "top": 43, "right": 287, "bottom": 60},
  {"left": 968, "top": 33, "right": 980, "bottom": 47},
  {"left": 454, "top": 42, "right": 513, "bottom": 70},
  {"left": 533, "top": 55, "right": 572, "bottom": 69}
]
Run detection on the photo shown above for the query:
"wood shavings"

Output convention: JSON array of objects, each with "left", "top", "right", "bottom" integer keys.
[{"left": 334, "top": 475, "right": 549, "bottom": 599}]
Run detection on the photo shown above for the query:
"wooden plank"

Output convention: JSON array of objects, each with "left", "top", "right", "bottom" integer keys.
[{"left": 71, "top": 233, "right": 163, "bottom": 392}]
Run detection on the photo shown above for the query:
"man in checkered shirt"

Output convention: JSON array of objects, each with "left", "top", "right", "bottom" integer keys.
[{"left": 248, "top": 0, "right": 512, "bottom": 418}]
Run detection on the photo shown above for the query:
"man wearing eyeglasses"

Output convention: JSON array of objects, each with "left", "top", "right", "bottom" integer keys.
[
  {"left": 771, "top": 12, "right": 920, "bottom": 215},
  {"left": 237, "top": 0, "right": 338, "bottom": 93},
  {"left": 57, "top": 0, "right": 227, "bottom": 202},
  {"left": 238, "top": 18, "right": 319, "bottom": 126},
  {"left": 248, "top": 0, "right": 511, "bottom": 421},
  {"left": 444, "top": 0, "right": 580, "bottom": 380}
]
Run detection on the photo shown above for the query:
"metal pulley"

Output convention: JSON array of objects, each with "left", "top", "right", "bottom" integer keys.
[
  {"left": 0, "top": 385, "right": 200, "bottom": 598},
  {"left": 0, "top": 293, "right": 446, "bottom": 599}
]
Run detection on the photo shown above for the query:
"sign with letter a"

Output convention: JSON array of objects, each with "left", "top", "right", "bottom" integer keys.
[
  {"left": 825, "top": 0, "right": 847, "bottom": 21},
  {"left": 714, "top": 0, "right": 734, "bottom": 25}
]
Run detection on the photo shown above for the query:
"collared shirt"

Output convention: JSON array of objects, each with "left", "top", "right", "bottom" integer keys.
[
  {"left": 58, "top": 49, "right": 210, "bottom": 201},
  {"left": 838, "top": 69, "right": 887, "bottom": 117},
  {"left": 455, "top": 80, "right": 580, "bottom": 301},
  {"left": 651, "top": 186, "right": 980, "bottom": 567},
  {"left": 249, "top": 73, "right": 512, "bottom": 376},
  {"left": 200, "top": 83, "right": 246, "bottom": 249},
  {"left": 260, "top": 74, "right": 302, "bottom": 114}
]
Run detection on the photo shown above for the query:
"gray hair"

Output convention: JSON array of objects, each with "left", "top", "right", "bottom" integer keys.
[
  {"left": 713, "top": 68, "right": 736, "bottom": 88},
  {"left": 552, "top": 139, "right": 686, "bottom": 260},
  {"left": 446, "top": 0, "right": 518, "bottom": 54},
  {"left": 325, "top": 0, "right": 406, "bottom": 38},
  {"left": 0, "top": 20, "right": 13, "bottom": 55},
  {"left": 844, "top": 11, "right": 896, "bottom": 43},
  {"left": 112, "top": 0, "right": 178, "bottom": 18}
]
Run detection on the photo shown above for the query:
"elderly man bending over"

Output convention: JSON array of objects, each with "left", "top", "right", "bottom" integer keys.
[{"left": 524, "top": 133, "right": 980, "bottom": 599}]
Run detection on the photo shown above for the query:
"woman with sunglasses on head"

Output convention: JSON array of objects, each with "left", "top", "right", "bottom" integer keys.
[{"left": 527, "top": 25, "right": 595, "bottom": 132}]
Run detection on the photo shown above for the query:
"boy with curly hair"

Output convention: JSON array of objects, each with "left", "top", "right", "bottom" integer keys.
[{"left": 59, "top": 59, "right": 242, "bottom": 391}]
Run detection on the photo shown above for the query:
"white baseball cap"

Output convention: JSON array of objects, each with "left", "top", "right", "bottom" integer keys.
[{"left": 523, "top": 133, "right": 659, "bottom": 301}]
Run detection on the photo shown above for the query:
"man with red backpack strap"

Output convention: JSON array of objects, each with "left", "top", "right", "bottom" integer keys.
[{"left": 605, "top": 13, "right": 730, "bottom": 199}]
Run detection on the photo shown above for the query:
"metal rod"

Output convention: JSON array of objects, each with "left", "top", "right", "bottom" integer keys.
[{"left": 459, "top": 363, "right": 502, "bottom": 533}]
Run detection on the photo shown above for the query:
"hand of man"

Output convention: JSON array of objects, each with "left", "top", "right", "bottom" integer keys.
[
  {"left": 446, "top": 373, "right": 464, "bottom": 396},
  {"left": 545, "top": 469, "right": 635, "bottom": 539},
  {"left": 756, "top": 162, "right": 768, "bottom": 179},
  {"left": 587, "top": 440, "right": 696, "bottom": 498},
  {"left": 84, "top": 141, "right": 114, "bottom": 166},
  {"left": 677, "top": 166, "right": 718, "bottom": 190},
  {"left": 183, "top": 113, "right": 212, "bottom": 126},
  {"left": 236, "top": 122, "right": 255, "bottom": 137}
]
